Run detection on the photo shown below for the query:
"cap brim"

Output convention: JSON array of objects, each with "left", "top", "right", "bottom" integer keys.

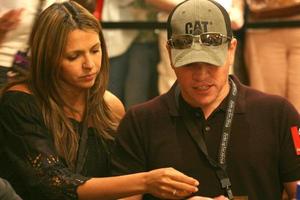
[{"left": 171, "top": 43, "right": 228, "bottom": 67}]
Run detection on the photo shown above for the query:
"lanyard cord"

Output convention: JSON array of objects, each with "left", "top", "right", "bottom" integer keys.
[
  {"left": 176, "top": 78, "right": 238, "bottom": 199},
  {"left": 75, "top": 116, "right": 88, "bottom": 173},
  {"left": 219, "top": 78, "right": 237, "bottom": 165},
  {"left": 75, "top": 94, "right": 89, "bottom": 174}
]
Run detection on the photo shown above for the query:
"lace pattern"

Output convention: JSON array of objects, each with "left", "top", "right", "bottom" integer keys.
[{"left": 27, "top": 153, "right": 89, "bottom": 200}]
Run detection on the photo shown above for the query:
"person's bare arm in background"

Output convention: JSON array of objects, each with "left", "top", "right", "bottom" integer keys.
[
  {"left": 229, "top": 0, "right": 245, "bottom": 30},
  {"left": 0, "top": 9, "right": 23, "bottom": 44}
]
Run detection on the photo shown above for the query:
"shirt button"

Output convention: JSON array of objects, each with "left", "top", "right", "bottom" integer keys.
[{"left": 205, "top": 126, "right": 211, "bottom": 132}]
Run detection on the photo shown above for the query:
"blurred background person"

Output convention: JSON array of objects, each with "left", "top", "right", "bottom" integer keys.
[
  {"left": 73, "top": 0, "right": 97, "bottom": 13},
  {"left": 0, "top": 0, "right": 61, "bottom": 87},
  {"left": 102, "top": 0, "right": 160, "bottom": 109},
  {"left": 153, "top": 0, "right": 184, "bottom": 95},
  {"left": 244, "top": 0, "right": 300, "bottom": 113},
  {"left": 93, "top": 0, "right": 104, "bottom": 19},
  {"left": 227, "top": 0, "right": 248, "bottom": 86}
]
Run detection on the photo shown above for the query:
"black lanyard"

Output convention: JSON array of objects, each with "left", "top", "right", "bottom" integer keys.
[
  {"left": 176, "top": 78, "right": 238, "bottom": 199},
  {"left": 75, "top": 117, "right": 89, "bottom": 174}
]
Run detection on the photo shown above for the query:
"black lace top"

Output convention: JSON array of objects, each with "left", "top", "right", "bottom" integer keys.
[{"left": 0, "top": 91, "right": 112, "bottom": 200}]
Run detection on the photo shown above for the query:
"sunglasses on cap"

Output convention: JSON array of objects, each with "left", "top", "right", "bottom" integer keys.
[{"left": 167, "top": 32, "right": 232, "bottom": 49}]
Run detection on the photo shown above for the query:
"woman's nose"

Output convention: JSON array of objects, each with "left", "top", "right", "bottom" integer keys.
[
  {"left": 82, "top": 62, "right": 92, "bottom": 68},
  {"left": 82, "top": 56, "right": 94, "bottom": 69}
]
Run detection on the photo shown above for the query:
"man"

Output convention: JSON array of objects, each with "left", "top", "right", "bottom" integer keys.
[
  {"left": 152, "top": 0, "right": 246, "bottom": 95},
  {"left": 111, "top": 0, "right": 300, "bottom": 199}
]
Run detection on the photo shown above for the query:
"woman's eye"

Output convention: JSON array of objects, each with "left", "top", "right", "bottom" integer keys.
[
  {"left": 92, "top": 49, "right": 100, "bottom": 54},
  {"left": 66, "top": 54, "right": 79, "bottom": 61}
]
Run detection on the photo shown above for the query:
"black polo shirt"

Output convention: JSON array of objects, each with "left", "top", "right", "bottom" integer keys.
[{"left": 111, "top": 75, "right": 300, "bottom": 200}]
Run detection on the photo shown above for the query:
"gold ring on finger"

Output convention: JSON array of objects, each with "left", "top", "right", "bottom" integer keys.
[{"left": 173, "top": 190, "right": 177, "bottom": 196}]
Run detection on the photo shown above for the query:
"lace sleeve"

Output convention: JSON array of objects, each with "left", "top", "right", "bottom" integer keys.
[
  {"left": 24, "top": 153, "right": 89, "bottom": 200},
  {"left": 0, "top": 93, "right": 90, "bottom": 200}
]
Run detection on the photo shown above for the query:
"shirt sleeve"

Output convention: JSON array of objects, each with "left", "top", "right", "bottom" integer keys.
[
  {"left": 278, "top": 99, "right": 300, "bottom": 182},
  {"left": 111, "top": 108, "right": 147, "bottom": 175},
  {"left": 0, "top": 93, "right": 90, "bottom": 200}
]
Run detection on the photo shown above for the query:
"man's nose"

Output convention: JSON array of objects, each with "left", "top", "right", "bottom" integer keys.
[{"left": 192, "top": 64, "right": 209, "bottom": 80}]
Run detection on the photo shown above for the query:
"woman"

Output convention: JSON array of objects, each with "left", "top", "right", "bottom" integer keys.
[{"left": 0, "top": 1, "right": 198, "bottom": 200}]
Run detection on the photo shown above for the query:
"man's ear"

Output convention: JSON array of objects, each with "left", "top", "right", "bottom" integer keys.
[
  {"left": 230, "top": 38, "right": 237, "bottom": 50},
  {"left": 166, "top": 43, "right": 175, "bottom": 69},
  {"left": 228, "top": 38, "right": 237, "bottom": 66}
]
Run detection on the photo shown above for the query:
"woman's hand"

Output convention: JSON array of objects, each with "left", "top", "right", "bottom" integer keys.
[{"left": 144, "top": 167, "right": 199, "bottom": 199}]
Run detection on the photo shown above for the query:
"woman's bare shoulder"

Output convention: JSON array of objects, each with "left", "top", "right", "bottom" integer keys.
[
  {"left": 104, "top": 90, "right": 125, "bottom": 118},
  {"left": 6, "top": 83, "right": 31, "bottom": 94}
]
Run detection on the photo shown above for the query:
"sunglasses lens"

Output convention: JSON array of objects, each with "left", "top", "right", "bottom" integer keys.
[
  {"left": 170, "top": 33, "right": 230, "bottom": 49},
  {"left": 201, "top": 33, "right": 223, "bottom": 46},
  {"left": 171, "top": 35, "right": 193, "bottom": 49}
]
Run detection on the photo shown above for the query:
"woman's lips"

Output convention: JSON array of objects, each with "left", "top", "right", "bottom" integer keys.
[{"left": 80, "top": 73, "right": 96, "bottom": 81}]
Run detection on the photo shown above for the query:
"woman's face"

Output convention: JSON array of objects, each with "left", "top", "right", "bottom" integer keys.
[{"left": 60, "top": 29, "right": 101, "bottom": 93}]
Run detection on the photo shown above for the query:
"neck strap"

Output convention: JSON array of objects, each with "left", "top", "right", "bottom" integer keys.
[{"left": 176, "top": 78, "right": 237, "bottom": 199}]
